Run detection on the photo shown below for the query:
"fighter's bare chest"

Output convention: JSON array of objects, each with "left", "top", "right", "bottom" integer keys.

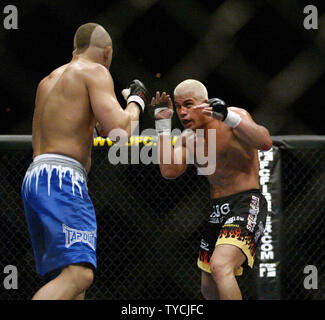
[{"left": 189, "top": 131, "right": 236, "bottom": 160}]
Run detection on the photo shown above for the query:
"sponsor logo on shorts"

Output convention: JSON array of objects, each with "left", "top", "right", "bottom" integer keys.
[
  {"left": 224, "top": 216, "right": 244, "bottom": 224},
  {"left": 209, "top": 203, "right": 230, "bottom": 223},
  {"left": 200, "top": 239, "right": 209, "bottom": 251},
  {"left": 247, "top": 195, "right": 260, "bottom": 232},
  {"left": 62, "top": 224, "right": 96, "bottom": 251},
  {"left": 249, "top": 195, "right": 260, "bottom": 214}
]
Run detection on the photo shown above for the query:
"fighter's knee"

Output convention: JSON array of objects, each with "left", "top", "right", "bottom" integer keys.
[
  {"left": 63, "top": 264, "right": 94, "bottom": 292},
  {"left": 78, "top": 267, "right": 94, "bottom": 290},
  {"left": 210, "top": 259, "right": 234, "bottom": 282}
]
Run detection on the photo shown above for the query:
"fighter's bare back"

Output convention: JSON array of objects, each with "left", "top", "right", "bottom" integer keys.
[{"left": 32, "top": 58, "right": 102, "bottom": 173}]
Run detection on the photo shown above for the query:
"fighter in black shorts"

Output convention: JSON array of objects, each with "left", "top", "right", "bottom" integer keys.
[
  {"left": 198, "top": 189, "right": 268, "bottom": 277},
  {"left": 152, "top": 80, "right": 272, "bottom": 300}
]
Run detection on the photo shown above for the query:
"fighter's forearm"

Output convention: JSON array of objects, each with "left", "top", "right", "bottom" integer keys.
[
  {"left": 233, "top": 120, "right": 272, "bottom": 151},
  {"left": 158, "top": 136, "right": 187, "bottom": 179},
  {"left": 123, "top": 103, "right": 141, "bottom": 137}
]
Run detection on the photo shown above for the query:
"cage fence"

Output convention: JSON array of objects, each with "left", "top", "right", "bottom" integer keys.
[{"left": 0, "top": 135, "right": 324, "bottom": 300}]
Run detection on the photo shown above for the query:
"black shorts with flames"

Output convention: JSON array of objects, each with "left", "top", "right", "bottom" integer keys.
[{"left": 197, "top": 189, "right": 268, "bottom": 276}]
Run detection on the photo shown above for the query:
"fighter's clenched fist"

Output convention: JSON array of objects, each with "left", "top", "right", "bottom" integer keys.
[{"left": 122, "top": 79, "right": 150, "bottom": 113}]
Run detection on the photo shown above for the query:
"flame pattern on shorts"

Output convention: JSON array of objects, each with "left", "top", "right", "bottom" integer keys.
[
  {"left": 198, "top": 227, "right": 256, "bottom": 268},
  {"left": 218, "top": 226, "right": 256, "bottom": 258},
  {"left": 198, "top": 249, "right": 210, "bottom": 266}
]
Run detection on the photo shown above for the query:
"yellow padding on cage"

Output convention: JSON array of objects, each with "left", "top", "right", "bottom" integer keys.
[{"left": 93, "top": 136, "right": 178, "bottom": 147}]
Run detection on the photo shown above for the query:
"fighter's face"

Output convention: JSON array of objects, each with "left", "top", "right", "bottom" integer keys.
[{"left": 174, "top": 92, "right": 207, "bottom": 130}]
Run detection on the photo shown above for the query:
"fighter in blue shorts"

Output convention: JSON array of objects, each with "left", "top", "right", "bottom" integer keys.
[
  {"left": 22, "top": 154, "right": 97, "bottom": 280},
  {"left": 22, "top": 23, "right": 149, "bottom": 299}
]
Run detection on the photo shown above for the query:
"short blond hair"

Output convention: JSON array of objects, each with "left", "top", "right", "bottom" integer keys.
[{"left": 174, "top": 79, "right": 208, "bottom": 100}]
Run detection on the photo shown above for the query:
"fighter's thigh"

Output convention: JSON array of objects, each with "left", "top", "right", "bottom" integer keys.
[
  {"left": 201, "top": 270, "right": 219, "bottom": 300},
  {"left": 210, "top": 244, "right": 246, "bottom": 274}
]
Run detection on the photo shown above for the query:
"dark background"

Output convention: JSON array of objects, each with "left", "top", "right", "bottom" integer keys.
[{"left": 1, "top": 0, "right": 325, "bottom": 135}]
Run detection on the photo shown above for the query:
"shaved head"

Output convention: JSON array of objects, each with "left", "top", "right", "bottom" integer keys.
[
  {"left": 74, "top": 23, "right": 112, "bottom": 54},
  {"left": 174, "top": 79, "right": 208, "bottom": 100}
]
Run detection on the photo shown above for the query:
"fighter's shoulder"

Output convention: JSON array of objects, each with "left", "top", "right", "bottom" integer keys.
[
  {"left": 228, "top": 106, "right": 252, "bottom": 119},
  {"left": 83, "top": 62, "right": 112, "bottom": 85},
  {"left": 37, "top": 63, "right": 70, "bottom": 86},
  {"left": 48, "top": 63, "right": 70, "bottom": 79},
  {"left": 84, "top": 62, "right": 109, "bottom": 77},
  {"left": 37, "top": 76, "right": 47, "bottom": 89},
  {"left": 36, "top": 72, "right": 53, "bottom": 95}
]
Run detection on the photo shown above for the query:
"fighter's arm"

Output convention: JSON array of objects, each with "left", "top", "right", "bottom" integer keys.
[
  {"left": 86, "top": 65, "right": 145, "bottom": 137},
  {"left": 229, "top": 107, "right": 273, "bottom": 151},
  {"left": 195, "top": 99, "right": 272, "bottom": 151},
  {"left": 153, "top": 91, "right": 188, "bottom": 179},
  {"left": 158, "top": 132, "right": 189, "bottom": 179}
]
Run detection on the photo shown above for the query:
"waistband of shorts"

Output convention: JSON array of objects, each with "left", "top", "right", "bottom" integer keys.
[
  {"left": 210, "top": 188, "right": 262, "bottom": 204},
  {"left": 29, "top": 153, "right": 87, "bottom": 179}
]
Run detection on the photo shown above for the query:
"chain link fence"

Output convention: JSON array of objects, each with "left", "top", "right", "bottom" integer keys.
[
  {"left": 0, "top": 136, "right": 324, "bottom": 300},
  {"left": 280, "top": 147, "right": 325, "bottom": 300}
]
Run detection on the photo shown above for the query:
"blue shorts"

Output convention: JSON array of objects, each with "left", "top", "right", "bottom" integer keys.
[{"left": 21, "top": 153, "right": 97, "bottom": 279}]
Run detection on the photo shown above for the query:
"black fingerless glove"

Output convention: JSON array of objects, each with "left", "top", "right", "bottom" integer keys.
[
  {"left": 207, "top": 98, "right": 227, "bottom": 120},
  {"left": 124, "top": 79, "right": 150, "bottom": 112},
  {"left": 207, "top": 98, "right": 241, "bottom": 128}
]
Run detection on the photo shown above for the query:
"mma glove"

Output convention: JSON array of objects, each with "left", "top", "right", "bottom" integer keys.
[
  {"left": 122, "top": 80, "right": 149, "bottom": 113},
  {"left": 207, "top": 98, "right": 241, "bottom": 128}
]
